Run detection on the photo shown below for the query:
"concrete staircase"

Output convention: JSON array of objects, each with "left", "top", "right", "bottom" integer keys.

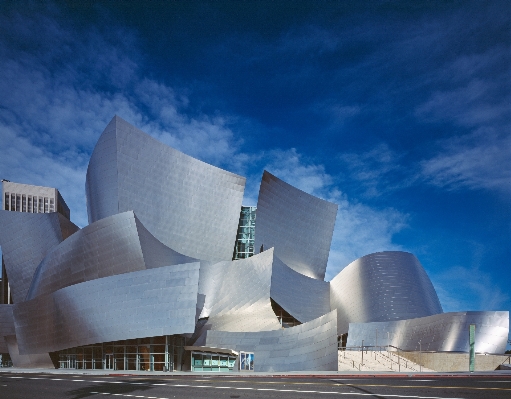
[{"left": 338, "top": 350, "right": 433, "bottom": 372}]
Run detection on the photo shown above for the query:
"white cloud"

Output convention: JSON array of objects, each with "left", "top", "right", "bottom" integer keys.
[
  {"left": 0, "top": 8, "right": 247, "bottom": 227},
  {"left": 420, "top": 129, "right": 511, "bottom": 195}
]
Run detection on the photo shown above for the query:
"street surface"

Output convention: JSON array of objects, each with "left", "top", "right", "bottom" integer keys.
[{"left": 1, "top": 371, "right": 511, "bottom": 399}]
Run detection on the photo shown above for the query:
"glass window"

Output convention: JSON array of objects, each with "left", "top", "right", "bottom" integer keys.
[
  {"left": 49, "top": 198, "right": 55, "bottom": 212},
  {"left": 38, "top": 197, "right": 43, "bottom": 213},
  {"left": 22, "top": 195, "right": 26, "bottom": 212},
  {"left": 44, "top": 197, "right": 49, "bottom": 213},
  {"left": 27, "top": 196, "right": 32, "bottom": 212},
  {"left": 4, "top": 193, "right": 9, "bottom": 211},
  {"left": 11, "top": 194, "right": 15, "bottom": 211}
]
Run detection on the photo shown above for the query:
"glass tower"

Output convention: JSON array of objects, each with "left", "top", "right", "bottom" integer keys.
[{"left": 232, "top": 206, "right": 256, "bottom": 260}]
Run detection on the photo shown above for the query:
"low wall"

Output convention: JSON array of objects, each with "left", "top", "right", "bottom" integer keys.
[{"left": 397, "top": 351, "right": 510, "bottom": 372}]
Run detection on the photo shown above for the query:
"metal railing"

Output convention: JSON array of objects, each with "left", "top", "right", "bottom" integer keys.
[{"left": 338, "top": 344, "right": 422, "bottom": 372}]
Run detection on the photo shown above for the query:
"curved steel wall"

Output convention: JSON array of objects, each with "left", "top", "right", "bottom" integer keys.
[
  {"left": 254, "top": 171, "right": 337, "bottom": 280},
  {"left": 346, "top": 311, "right": 510, "bottom": 354},
  {"left": 205, "top": 310, "right": 338, "bottom": 372},
  {"left": 330, "top": 251, "right": 443, "bottom": 334},
  {"left": 85, "top": 116, "right": 246, "bottom": 262},
  {"left": 14, "top": 263, "right": 200, "bottom": 355},
  {"left": 26, "top": 211, "right": 197, "bottom": 300},
  {"left": 270, "top": 255, "right": 330, "bottom": 323},
  {"left": 0, "top": 305, "right": 15, "bottom": 353},
  {"left": 0, "top": 211, "right": 78, "bottom": 303}
]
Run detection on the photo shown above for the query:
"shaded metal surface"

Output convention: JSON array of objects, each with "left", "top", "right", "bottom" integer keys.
[
  {"left": 0, "top": 304, "right": 14, "bottom": 353},
  {"left": 0, "top": 211, "right": 78, "bottom": 303},
  {"left": 26, "top": 211, "right": 196, "bottom": 300},
  {"left": 330, "top": 251, "right": 443, "bottom": 334},
  {"left": 270, "top": 255, "right": 330, "bottom": 323},
  {"left": 254, "top": 170, "right": 337, "bottom": 280},
  {"left": 346, "top": 311, "right": 510, "bottom": 354},
  {"left": 4, "top": 335, "right": 54, "bottom": 368},
  {"left": 14, "top": 263, "right": 200, "bottom": 354},
  {"left": 86, "top": 116, "right": 245, "bottom": 261},
  {"left": 205, "top": 310, "right": 338, "bottom": 372}
]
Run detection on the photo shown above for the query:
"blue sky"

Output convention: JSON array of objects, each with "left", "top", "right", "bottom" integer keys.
[{"left": 0, "top": 2, "right": 509, "bottom": 347}]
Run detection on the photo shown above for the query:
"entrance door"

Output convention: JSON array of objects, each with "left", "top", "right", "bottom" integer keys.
[{"left": 105, "top": 354, "right": 114, "bottom": 370}]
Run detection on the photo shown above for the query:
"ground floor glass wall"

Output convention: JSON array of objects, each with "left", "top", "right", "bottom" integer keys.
[
  {"left": 191, "top": 351, "right": 236, "bottom": 372},
  {"left": 58, "top": 335, "right": 185, "bottom": 371}
]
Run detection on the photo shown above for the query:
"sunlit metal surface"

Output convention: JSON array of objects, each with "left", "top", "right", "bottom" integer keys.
[
  {"left": 270, "top": 255, "right": 330, "bottom": 323},
  {"left": 0, "top": 211, "right": 79, "bottom": 303},
  {"left": 14, "top": 263, "right": 200, "bottom": 355},
  {"left": 347, "top": 311, "right": 510, "bottom": 354},
  {"left": 204, "top": 248, "right": 281, "bottom": 333},
  {"left": 254, "top": 170, "right": 337, "bottom": 280},
  {"left": 330, "top": 251, "right": 443, "bottom": 334},
  {"left": 205, "top": 310, "right": 338, "bottom": 372},
  {"left": 86, "top": 116, "right": 245, "bottom": 261},
  {"left": 26, "top": 211, "right": 197, "bottom": 300}
]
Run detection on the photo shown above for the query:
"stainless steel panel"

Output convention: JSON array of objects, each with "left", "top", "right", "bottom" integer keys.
[
  {"left": 205, "top": 310, "right": 338, "bottom": 372},
  {"left": 14, "top": 263, "right": 200, "bottom": 354},
  {"left": 270, "top": 255, "right": 330, "bottom": 323},
  {"left": 26, "top": 211, "right": 197, "bottom": 300},
  {"left": 4, "top": 335, "right": 54, "bottom": 368},
  {"left": 254, "top": 171, "right": 338, "bottom": 280},
  {"left": 330, "top": 251, "right": 443, "bottom": 334},
  {"left": 86, "top": 116, "right": 245, "bottom": 261},
  {"left": 0, "top": 305, "right": 14, "bottom": 353},
  {"left": 204, "top": 248, "right": 281, "bottom": 333},
  {"left": 346, "top": 311, "right": 509, "bottom": 354},
  {"left": 0, "top": 211, "right": 78, "bottom": 303}
]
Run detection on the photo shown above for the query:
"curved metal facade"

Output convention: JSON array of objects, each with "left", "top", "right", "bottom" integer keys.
[
  {"left": 330, "top": 251, "right": 443, "bottom": 334},
  {"left": 346, "top": 311, "right": 510, "bottom": 354},
  {"left": 204, "top": 248, "right": 281, "bottom": 333},
  {"left": 0, "top": 211, "right": 79, "bottom": 303},
  {"left": 26, "top": 211, "right": 197, "bottom": 300},
  {"left": 270, "top": 255, "right": 330, "bottom": 323},
  {"left": 254, "top": 171, "right": 337, "bottom": 280},
  {"left": 205, "top": 310, "right": 338, "bottom": 372},
  {"left": 0, "top": 305, "right": 14, "bottom": 353},
  {"left": 14, "top": 263, "right": 200, "bottom": 355},
  {"left": 86, "top": 116, "right": 245, "bottom": 262}
]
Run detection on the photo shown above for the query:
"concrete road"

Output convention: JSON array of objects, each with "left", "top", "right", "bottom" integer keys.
[{"left": 1, "top": 371, "right": 511, "bottom": 398}]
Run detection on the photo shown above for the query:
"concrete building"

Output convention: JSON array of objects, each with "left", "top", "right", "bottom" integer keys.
[{"left": 2, "top": 180, "right": 70, "bottom": 220}]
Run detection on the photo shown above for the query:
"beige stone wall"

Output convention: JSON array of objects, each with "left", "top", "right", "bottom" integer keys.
[{"left": 397, "top": 351, "right": 510, "bottom": 372}]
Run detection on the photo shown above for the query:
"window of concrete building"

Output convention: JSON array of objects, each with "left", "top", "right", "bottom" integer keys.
[
  {"left": 22, "top": 195, "right": 26, "bottom": 212},
  {"left": 33, "top": 197, "right": 38, "bottom": 213},
  {"left": 4, "top": 193, "right": 9, "bottom": 211},
  {"left": 38, "top": 197, "right": 43, "bottom": 213},
  {"left": 49, "top": 198, "right": 54, "bottom": 212},
  {"left": 27, "top": 196, "right": 32, "bottom": 212},
  {"left": 10, "top": 194, "right": 15, "bottom": 211},
  {"left": 44, "top": 197, "right": 48, "bottom": 213},
  {"left": 16, "top": 194, "right": 20, "bottom": 212}
]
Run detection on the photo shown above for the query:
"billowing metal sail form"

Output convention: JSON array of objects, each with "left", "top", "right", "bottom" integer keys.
[
  {"left": 0, "top": 211, "right": 79, "bottom": 303},
  {"left": 0, "top": 115, "right": 508, "bottom": 372},
  {"left": 86, "top": 116, "right": 245, "bottom": 262},
  {"left": 205, "top": 310, "right": 338, "bottom": 372},
  {"left": 330, "top": 251, "right": 443, "bottom": 334},
  {"left": 254, "top": 171, "right": 338, "bottom": 280},
  {"left": 26, "top": 211, "right": 197, "bottom": 300}
]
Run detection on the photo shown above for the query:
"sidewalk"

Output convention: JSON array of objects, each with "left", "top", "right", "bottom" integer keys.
[{"left": 1, "top": 367, "right": 510, "bottom": 378}]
